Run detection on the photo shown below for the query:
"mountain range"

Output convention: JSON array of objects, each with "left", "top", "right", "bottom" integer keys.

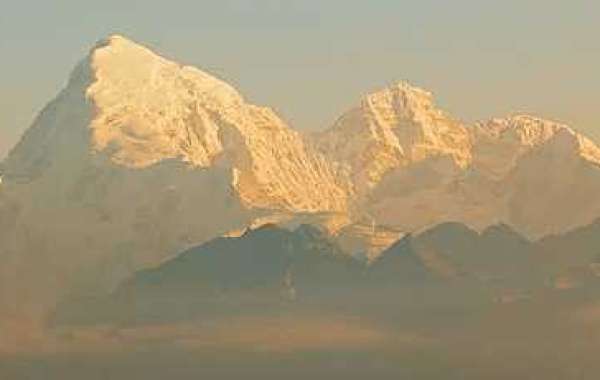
[
  {"left": 2, "top": 35, "right": 600, "bottom": 323},
  {"left": 52, "top": 219, "right": 600, "bottom": 326}
]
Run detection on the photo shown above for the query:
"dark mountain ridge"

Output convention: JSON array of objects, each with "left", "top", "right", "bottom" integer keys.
[{"left": 53, "top": 219, "right": 600, "bottom": 326}]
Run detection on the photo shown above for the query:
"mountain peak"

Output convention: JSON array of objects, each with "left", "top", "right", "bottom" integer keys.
[
  {"left": 385, "top": 80, "right": 434, "bottom": 102},
  {"left": 6, "top": 34, "right": 350, "bottom": 213},
  {"left": 317, "top": 81, "right": 471, "bottom": 192},
  {"left": 480, "top": 115, "right": 572, "bottom": 144},
  {"left": 476, "top": 114, "right": 600, "bottom": 165},
  {"left": 93, "top": 34, "right": 137, "bottom": 48},
  {"left": 79, "top": 34, "right": 249, "bottom": 169},
  {"left": 361, "top": 81, "right": 439, "bottom": 124},
  {"left": 89, "top": 34, "right": 164, "bottom": 66},
  {"left": 88, "top": 33, "right": 239, "bottom": 101}
]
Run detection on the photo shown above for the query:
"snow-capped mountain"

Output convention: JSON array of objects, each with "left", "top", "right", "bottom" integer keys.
[
  {"left": 316, "top": 82, "right": 472, "bottom": 195},
  {"left": 3, "top": 35, "right": 600, "bottom": 320},
  {"left": 0, "top": 36, "right": 349, "bottom": 318},
  {"left": 317, "top": 86, "right": 600, "bottom": 239},
  {"left": 3, "top": 35, "right": 349, "bottom": 212}
]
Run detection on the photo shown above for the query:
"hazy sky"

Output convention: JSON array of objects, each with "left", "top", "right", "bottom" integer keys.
[{"left": 1, "top": 0, "right": 599, "bottom": 158}]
